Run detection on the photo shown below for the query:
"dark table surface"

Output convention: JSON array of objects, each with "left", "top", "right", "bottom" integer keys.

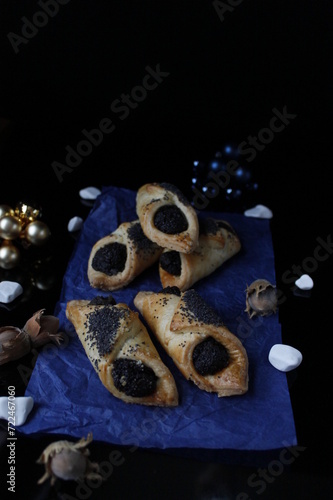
[{"left": 1, "top": 2, "right": 332, "bottom": 499}]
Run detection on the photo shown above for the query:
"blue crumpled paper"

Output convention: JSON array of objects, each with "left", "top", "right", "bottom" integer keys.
[{"left": 20, "top": 186, "right": 297, "bottom": 453}]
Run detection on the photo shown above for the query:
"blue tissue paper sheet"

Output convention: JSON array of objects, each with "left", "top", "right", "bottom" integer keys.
[{"left": 20, "top": 186, "right": 297, "bottom": 453}]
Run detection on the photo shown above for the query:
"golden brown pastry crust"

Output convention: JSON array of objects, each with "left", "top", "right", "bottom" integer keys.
[
  {"left": 87, "top": 220, "right": 163, "bottom": 291},
  {"left": 66, "top": 299, "right": 178, "bottom": 407},
  {"left": 134, "top": 288, "right": 248, "bottom": 397},
  {"left": 159, "top": 218, "right": 241, "bottom": 291},
  {"left": 136, "top": 182, "right": 199, "bottom": 253}
]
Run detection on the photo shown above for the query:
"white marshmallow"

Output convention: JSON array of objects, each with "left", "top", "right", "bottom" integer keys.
[
  {"left": 0, "top": 281, "right": 23, "bottom": 303},
  {"left": 268, "top": 344, "right": 303, "bottom": 372},
  {"left": 0, "top": 396, "right": 34, "bottom": 426},
  {"left": 79, "top": 187, "right": 101, "bottom": 200},
  {"left": 67, "top": 216, "right": 83, "bottom": 233},
  {"left": 295, "top": 274, "right": 313, "bottom": 290},
  {"left": 244, "top": 204, "right": 273, "bottom": 219}
]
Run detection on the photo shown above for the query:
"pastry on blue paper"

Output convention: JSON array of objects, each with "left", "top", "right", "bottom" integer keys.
[
  {"left": 66, "top": 296, "right": 179, "bottom": 407},
  {"left": 159, "top": 218, "right": 241, "bottom": 292},
  {"left": 134, "top": 287, "right": 248, "bottom": 397},
  {"left": 136, "top": 182, "right": 199, "bottom": 254},
  {"left": 88, "top": 220, "right": 163, "bottom": 291}
]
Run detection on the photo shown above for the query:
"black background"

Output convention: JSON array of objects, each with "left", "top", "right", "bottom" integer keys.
[{"left": 0, "top": 1, "right": 332, "bottom": 499}]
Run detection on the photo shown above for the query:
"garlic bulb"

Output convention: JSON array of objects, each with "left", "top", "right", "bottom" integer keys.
[
  {"left": 50, "top": 449, "right": 88, "bottom": 481},
  {"left": 0, "top": 309, "right": 64, "bottom": 365},
  {"left": 245, "top": 279, "right": 278, "bottom": 318},
  {"left": 37, "top": 433, "right": 102, "bottom": 486},
  {"left": 0, "top": 327, "right": 31, "bottom": 365}
]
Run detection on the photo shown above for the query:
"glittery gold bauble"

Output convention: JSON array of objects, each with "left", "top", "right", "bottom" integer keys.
[
  {"left": 24, "top": 221, "right": 51, "bottom": 246},
  {"left": 0, "top": 205, "right": 14, "bottom": 218},
  {"left": 14, "top": 202, "right": 41, "bottom": 224},
  {"left": 0, "top": 242, "right": 20, "bottom": 269},
  {"left": 0, "top": 215, "right": 23, "bottom": 240}
]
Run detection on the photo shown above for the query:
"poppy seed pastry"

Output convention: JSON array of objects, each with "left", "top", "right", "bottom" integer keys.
[
  {"left": 136, "top": 182, "right": 199, "bottom": 253},
  {"left": 134, "top": 287, "right": 248, "bottom": 397},
  {"left": 66, "top": 297, "right": 178, "bottom": 407},
  {"left": 88, "top": 220, "right": 163, "bottom": 291},
  {"left": 159, "top": 218, "right": 241, "bottom": 291}
]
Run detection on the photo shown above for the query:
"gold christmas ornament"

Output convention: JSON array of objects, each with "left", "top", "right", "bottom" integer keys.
[
  {"left": 15, "top": 201, "right": 41, "bottom": 223},
  {"left": 0, "top": 241, "right": 21, "bottom": 269},
  {"left": 0, "top": 202, "right": 51, "bottom": 268},
  {"left": 25, "top": 221, "right": 51, "bottom": 246},
  {"left": 0, "top": 215, "right": 22, "bottom": 240},
  {"left": 0, "top": 204, "right": 14, "bottom": 218}
]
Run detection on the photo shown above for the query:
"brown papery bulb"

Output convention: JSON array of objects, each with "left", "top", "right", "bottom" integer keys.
[
  {"left": 0, "top": 327, "right": 31, "bottom": 365},
  {"left": 50, "top": 449, "right": 87, "bottom": 481},
  {"left": 245, "top": 279, "right": 278, "bottom": 318},
  {"left": 37, "top": 433, "right": 102, "bottom": 486}
]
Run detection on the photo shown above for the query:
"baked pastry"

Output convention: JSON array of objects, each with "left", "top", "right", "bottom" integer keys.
[
  {"left": 66, "top": 296, "right": 178, "bottom": 407},
  {"left": 159, "top": 218, "right": 241, "bottom": 291},
  {"left": 136, "top": 182, "right": 199, "bottom": 253},
  {"left": 88, "top": 220, "right": 163, "bottom": 291},
  {"left": 134, "top": 287, "right": 248, "bottom": 397}
]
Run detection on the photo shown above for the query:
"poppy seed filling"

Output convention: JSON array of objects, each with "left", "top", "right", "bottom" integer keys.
[
  {"left": 160, "top": 286, "right": 181, "bottom": 296},
  {"left": 85, "top": 306, "right": 128, "bottom": 357},
  {"left": 112, "top": 358, "right": 158, "bottom": 397},
  {"left": 153, "top": 205, "right": 188, "bottom": 234},
  {"left": 198, "top": 217, "right": 235, "bottom": 236},
  {"left": 159, "top": 182, "right": 190, "bottom": 205},
  {"left": 127, "top": 222, "right": 160, "bottom": 253},
  {"left": 182, "top": 289, "right": 224, "bottom": 327},
  {"left": 92, "top": 242, "right": 127, "bottom": 275},
  {"left": 88, "top": 295, "right": 116, "bottom": 306},
  {"left": 192, "top": 336, "right": 230, "bottom": 376},
  {"left": 160, "top": 251, "right": 182, "bottom": 276}
]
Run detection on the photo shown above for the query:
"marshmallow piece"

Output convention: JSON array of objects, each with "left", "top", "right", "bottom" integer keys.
[
  {"left": 79, "top": 186, "right": 101, "bottom": 200},
  {"left": 0, "top": 396, "right": 34, "bottom": 426},
  {"left": 295, "top": 274, "right": 313, "bottom": 290},
  {"left": 68, "top": 216, "right": 83, "bottom": 233},
  {"left": 268, "top": 344, "right": 303, "bottom": 372},
  {"left": 244, "top": 204, "right": 273, "bottom": 219},
  {"left": 0, "top": 281, "right": 23, "bottom": 303}
]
